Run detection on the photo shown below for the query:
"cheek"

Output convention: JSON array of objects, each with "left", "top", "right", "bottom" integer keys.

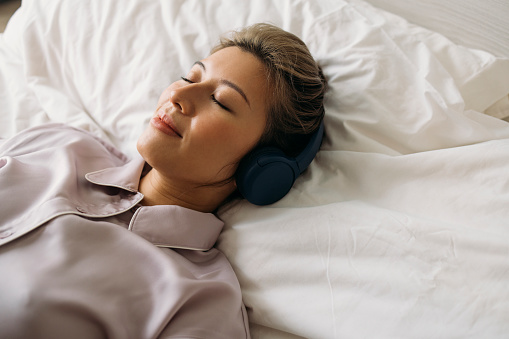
[
  {"left": 157, "top": 91, "right": 169, "bottom": 106},
  {"left": 191, "top": 120, "right": 260, "bottom": 163},
  {"left": 157, "top": 85, "right": 176, "bottom": 106}
]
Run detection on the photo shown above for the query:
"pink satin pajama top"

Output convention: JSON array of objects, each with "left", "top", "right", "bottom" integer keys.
[{"left": 0, "top": 124, "right": 250, "bottom": 339}]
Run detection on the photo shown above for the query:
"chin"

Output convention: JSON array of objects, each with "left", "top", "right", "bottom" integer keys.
[{"left": 136, "top": 127, "right": 154, "bottom": 160}]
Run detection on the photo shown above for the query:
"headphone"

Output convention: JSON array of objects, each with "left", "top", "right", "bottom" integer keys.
[{"left": 236, "top": 121, "right": 324, "bottom": 205}]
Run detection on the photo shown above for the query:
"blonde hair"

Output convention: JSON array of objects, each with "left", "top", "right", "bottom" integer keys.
[{"left": 211, "top": 23, "right": 327, "bottom": 157}]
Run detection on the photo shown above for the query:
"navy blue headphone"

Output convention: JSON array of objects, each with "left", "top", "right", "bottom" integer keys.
[{"left": 236, "top": 121, "right": 324, "bottom": 205}]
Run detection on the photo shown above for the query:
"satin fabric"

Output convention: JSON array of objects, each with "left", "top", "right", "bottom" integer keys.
[{"left": 0, "top": 124, "right": 250, "bottom": 339}]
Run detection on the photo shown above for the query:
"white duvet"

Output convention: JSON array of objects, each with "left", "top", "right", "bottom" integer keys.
[{"left": 1, "top": 0, "right": 509, "bottom": 338}]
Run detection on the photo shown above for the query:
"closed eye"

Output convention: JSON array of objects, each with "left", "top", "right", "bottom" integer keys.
[
  {"left": 211, "top": 95, "right": 230, "bottom": 112},
  {"left": 181, "top": 76, "right": 230, "bottom": 112}
]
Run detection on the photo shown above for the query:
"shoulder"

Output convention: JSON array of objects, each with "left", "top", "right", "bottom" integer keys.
[{"left": 0, "top": 123, "right": 128, "bottom": 162}]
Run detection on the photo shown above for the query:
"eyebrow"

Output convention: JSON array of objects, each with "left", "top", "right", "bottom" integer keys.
[{"left": 193, "top": 61, "right": 251, "bottom": 108}]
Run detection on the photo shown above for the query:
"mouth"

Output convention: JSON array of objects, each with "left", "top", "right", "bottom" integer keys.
[{"left": 152, "top": 109, "right": 183, "bottom": 138}]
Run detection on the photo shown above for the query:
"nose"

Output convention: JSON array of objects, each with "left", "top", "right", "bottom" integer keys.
[{"left": 169, "top": 84, "right": 196, "bottom": 116}]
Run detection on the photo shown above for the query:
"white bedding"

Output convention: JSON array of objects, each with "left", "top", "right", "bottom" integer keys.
[
  {"left": 1, "top": 0, "right": 509, "bottom": 338},
  {"left": 366, "top": 0, "right": 509, "bottom": 58}
]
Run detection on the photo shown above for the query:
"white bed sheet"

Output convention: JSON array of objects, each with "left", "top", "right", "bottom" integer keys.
[
  {"left": 1, "top": 0, "right": 509, "bottom": 338},
  {"left": 366, "top": 0, "right": 509, "bottom": 58}
]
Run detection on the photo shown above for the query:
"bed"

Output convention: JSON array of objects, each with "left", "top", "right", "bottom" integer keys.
[{"left": 1, "top": 0, "right": 508, "bottom": 338}]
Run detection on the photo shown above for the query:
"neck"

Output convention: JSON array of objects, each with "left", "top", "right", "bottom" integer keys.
[{"left": 138, "top": 168, "right": 235, "bottom": 213}]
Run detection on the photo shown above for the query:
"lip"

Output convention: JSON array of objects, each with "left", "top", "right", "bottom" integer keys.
[{"left": 151, "top": 109, "right": 182, "bottom": 138}]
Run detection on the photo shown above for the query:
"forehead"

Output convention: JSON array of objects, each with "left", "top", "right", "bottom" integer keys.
[{"left": 203, "top": 46, "right": 265, "bottom": 77}]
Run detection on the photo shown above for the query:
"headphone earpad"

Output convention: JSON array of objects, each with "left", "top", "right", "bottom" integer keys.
[{"left": 236, "top": 147, "right": 299, "bottom": 206}]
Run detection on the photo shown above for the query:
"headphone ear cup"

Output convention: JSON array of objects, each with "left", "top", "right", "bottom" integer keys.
[
  {"left": 236, "top": 121, "right": 324, "bottom": 206},
  {"left": 236, "top": 147, "right": 299, "bottom": 206}
]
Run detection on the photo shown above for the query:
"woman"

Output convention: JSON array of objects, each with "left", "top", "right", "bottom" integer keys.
[{"left": 0, "top": 23, "right": 326, "bottom": 338}]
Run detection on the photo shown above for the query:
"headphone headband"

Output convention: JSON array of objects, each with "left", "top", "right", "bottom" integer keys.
[
  {"left": 295, "top": 120, "right": 325, "bottom": 173},
  {"left": 236, "top": 121, "right": 324, "bottom": 205}
]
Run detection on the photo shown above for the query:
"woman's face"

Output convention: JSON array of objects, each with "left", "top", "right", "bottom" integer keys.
[{"left": 137, "top": 47, "right": 268, "bottom": 189}]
